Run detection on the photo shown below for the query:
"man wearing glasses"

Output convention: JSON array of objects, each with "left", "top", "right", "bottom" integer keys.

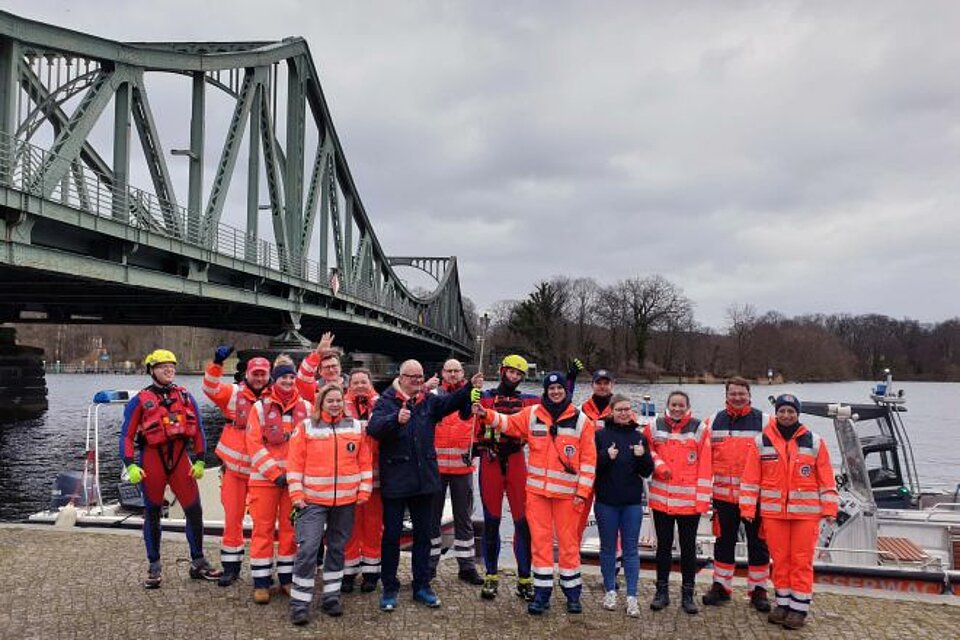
[
  {"left": 295, "top": 331, "right": 349, "bottom": 400},
  {"left": 368, "top": 360, "right": 484, "bottom": 612},
  {"left": 428, "top": 359, "right": 485, "bottom": 586}
]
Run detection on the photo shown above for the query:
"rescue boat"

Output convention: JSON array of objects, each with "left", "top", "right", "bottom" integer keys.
[
  {"left": 27, "top": 389, "right": 456, "bottom": 549},
  {"left": 580, "top": 372, "right": 960, "bottom": 596}
]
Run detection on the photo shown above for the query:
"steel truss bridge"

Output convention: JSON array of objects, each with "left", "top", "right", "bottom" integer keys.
[{"left": 0, "top": 11, "right": 473, "bottom": 359}]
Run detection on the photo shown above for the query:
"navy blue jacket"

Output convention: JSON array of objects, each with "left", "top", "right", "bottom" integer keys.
[
  {"left": 594, "top": 418, "right": 655, "bottom": 507},
  {"left": 368, "top": 381, "right": 473, "bottom": 499}
]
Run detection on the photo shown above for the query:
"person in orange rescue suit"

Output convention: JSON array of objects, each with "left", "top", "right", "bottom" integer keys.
[
  {"left": 645, "top": 390, "right": 712, "bottom": 615},
  {"left": 477, "top": 371, "right": 596, "bottom": 615},
  {"left": 340, "top": 367, "right": 383, "bottom": 594},
  {"left": 577, "top": 369, "right": 617, "bottom": 555},
  {"left": 296, "top": 331, "right": 348, "bottom": 399},
  {"left": 119, "top": 349, "right": 222, "bottom": 589},
  {"left": 740, "top": 394, "right": 838, "bottom": 630},
  {"left": 287, "top": 383, "right": 373, "bottom": 625},
  {"left": 202, "top": 346, "right": 272, "bottom": 586},
  {"left": 245, "top": 355, "right": 312, "bottom": 604},
  {"left": 702, "top": 376, "right": 772, "bottom": 612},
  {"left": 429, "top": 359, "right": 484, "bottom": 586},
  {"left": 474, "top": 355, "right": 583, "bottom": 602}
]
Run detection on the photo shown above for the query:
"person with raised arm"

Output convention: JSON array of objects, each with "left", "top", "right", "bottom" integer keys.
[
  {"left": 367, "top": 360, "right": 482, "bottom": 612},
  {"left": 201, "top": 346, "right": 271, "bottom": 586}
]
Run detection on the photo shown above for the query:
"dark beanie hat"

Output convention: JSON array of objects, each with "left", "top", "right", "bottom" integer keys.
[
  {"left": 542, "top": 371, "right": 567, "bottom": 391},
  {"left": 271, "top": 364, "right": 297, "bottom": 381},
  {"left": 774, "top": 393, "right": 801, "bottom": 413}
]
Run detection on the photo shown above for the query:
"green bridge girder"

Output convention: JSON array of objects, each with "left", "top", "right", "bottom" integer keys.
[{"left": 0, "top": 10, "right": 473, "bottom": 360}]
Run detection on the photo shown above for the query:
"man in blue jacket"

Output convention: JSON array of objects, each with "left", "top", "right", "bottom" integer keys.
[{"left": 368, "top": 359, "right": 483, "bottom": 612}]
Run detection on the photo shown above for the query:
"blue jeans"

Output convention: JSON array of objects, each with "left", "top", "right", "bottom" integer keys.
[{"left": 594, "top": 501, "right": 642, "bottom": 596}]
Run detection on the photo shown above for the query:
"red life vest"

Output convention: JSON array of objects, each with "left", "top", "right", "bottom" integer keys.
[
  {"left": 137, "top": 386, "right": 199, "bottom": 447},
  {"left": 260, "top": 398, "right": 309, "bottom": 446}
]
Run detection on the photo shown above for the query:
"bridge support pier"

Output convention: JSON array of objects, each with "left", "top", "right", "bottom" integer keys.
[{"left": 0, "top": 326, "right": 48, "bottom": 422}]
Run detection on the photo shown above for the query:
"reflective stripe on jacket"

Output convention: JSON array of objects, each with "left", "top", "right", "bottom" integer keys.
[
  {"left": 739, "top": 423, "right": 839, "bottom": 521},
  {"left": 484, "top": 403, "right": 597, "bottom": 500},
  {"left": 435, "top": 383, "right": 476, "bottom": 475},
  {"left": 245, "top": 392, "right": 311, "bottom": 486},
  {"left": 644, "top": 415, "right": 712, "bottom": 515},
  {"left": 345, "top": 391, "right": 380, "bottom": 488},
  {"left": 707, "top": 408, "right": 769, "bottom": 503},
  {"left": 203, "top": 361, "right": 259, "bottom": 475},
  {"left": 287, "top": 416, "right": 373, "bottom": 506}
]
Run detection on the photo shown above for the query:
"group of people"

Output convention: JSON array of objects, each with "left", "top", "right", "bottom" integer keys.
[{"left": 118, "top": 340, "right": 838, "bottom": 631}]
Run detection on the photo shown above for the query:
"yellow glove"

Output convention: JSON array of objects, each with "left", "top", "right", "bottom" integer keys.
[
  {"left": 126, "top": 463, "right": 145, "bottom": 484},
  {"left": 190, "top": 460, "right": 205, "bottom": 480},
  {"left": 470, "top": 388, "right": 481, "bottom": 403}
]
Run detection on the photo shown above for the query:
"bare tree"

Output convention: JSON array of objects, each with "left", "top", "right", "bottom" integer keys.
[
  {"left": 622, "top": 275, "right": 692, "bottom": 369},
  {"left": 566, "top": 277, "right": 600, "bottom": 360},
  {"left": 594, "top": 283, "right": 630, "bottom": 370},
  {"left": 726, "top": 303, "right": 758, "bottom": 375}
]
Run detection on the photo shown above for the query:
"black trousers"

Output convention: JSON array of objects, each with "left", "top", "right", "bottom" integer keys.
[
  {"left": 713, "top": 499, "right": 769, "bottom": 566},
  {"left": 652, "top": 510, "right": 700, "bottom": 584}
]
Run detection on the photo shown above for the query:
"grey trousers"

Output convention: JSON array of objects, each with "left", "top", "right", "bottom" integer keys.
[
  {"left": 290, "top": 503, "right": 356, "bottom": 609},
  {"left": 429, "top": 473, "right": 477, "bottom": 573}
]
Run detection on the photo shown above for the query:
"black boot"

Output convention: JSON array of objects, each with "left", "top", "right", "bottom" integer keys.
[
  {"left": 649, "top": 580, "right": 670, "bottom": 611},
  {"left": 702, "top": 581, "right": 731, "bottom": 606},
  {"left": 340, "top": 574, "right": 356, "bottom": 593},
  {"left": 681, "top": 583, "right": 699, "bottom": 614}
]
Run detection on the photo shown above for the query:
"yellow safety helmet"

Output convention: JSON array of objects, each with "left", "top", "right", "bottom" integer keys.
[
  {"left": 144, "top": 349, "right": 177, "bottom": 368},
  {"left": 500, "top": 354, "right": 529, "bottom": 374}
]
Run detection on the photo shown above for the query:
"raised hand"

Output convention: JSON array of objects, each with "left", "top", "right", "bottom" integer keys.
[
  {"left": 632, "top": 442, "right": 645, "bottom": 457},
  {"left": 398, "top": 406, "right": 411, "bottom": 425},
  {"left": 607, "top": 443, "right": 619, "bottom": 460},
  {"left": 423, "top": 374, "right": 440, "bottom": 392},
  {"left": 213, "top": 345, "right": 234, "bottom": 365},
  {"left": 316, "top": 331, "right": 335, "bottom": 354}
]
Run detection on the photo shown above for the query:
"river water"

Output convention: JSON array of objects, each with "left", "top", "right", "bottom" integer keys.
[{"left": 1, "top": 374, "right": 957, "bottom": 522}]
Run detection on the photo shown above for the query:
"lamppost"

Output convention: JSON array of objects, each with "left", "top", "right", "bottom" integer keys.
[{"left": 476, "top": 312, "right": 490, "bottom": 373}]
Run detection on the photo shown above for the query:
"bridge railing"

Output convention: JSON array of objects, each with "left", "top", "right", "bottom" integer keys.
[{"left": 0, "top": 133, "right": 439, "bottom": 331}]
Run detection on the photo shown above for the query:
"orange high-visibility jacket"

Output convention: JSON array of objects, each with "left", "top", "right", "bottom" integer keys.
[
  {"left": 295, "top": 351, "right": 323, "bottom": 401},
  {"left": 644, "top": 414, "right": 713, "bottom": 515},
  {"left": 435, "top": 383, "right": 476, "bottom": 476},
  {"left": 287, "top": 415, "right": 373, "bottom": 506},
  {"left": 483, "top": 403, "right": 596, "bottom": 500},
  {"left": 344, "top": 391, "right": 380, "bottom": 489},
  {"left": 706, "top": 408, "right": 769, "bottom": 504},
  {"left": 245, "top": 391, "right": 311, "bottom": 487},
  {"left": 739, "top": 422, "right": 839, "bottom": 521},
  {"left": 580, "top": 397, "right": 612, "bottom": 423},
  {"left": 203, "top": 361, "right": 263, "bottom": 475}
]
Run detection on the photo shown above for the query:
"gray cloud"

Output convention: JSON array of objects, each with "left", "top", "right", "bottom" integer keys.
[{"left": 7, "top": 0, "right": 960, "bottom": 328}]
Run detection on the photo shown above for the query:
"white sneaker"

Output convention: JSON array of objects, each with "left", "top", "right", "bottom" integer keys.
[
  {"left": 626, "top": 596, "right": 640, "bottom": 617},
  {"left": 602, "top": 590, "right": 617, "bottom": 611}
]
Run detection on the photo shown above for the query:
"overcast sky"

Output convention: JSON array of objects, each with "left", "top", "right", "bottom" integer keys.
[{"left": 7, "top": 1, "right": 960, "bottom": 329}]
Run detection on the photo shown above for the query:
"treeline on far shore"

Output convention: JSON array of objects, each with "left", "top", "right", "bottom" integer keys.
[
  {"left": 472, "top": 275, "right": 960, "bottom": 383},
  {"left": 8, "top": 272, "right": 960, "bottom": 383}
]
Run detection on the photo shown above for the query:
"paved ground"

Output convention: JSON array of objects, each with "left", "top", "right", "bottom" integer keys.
[{"left": 1, "top": 525, "right": 957, "bottom": 639}]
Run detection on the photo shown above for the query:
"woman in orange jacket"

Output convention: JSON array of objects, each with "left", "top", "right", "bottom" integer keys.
[
  {"left": 245, "top": 355, "right": 312, "bottom": 604},
  {"left": 287, "top": 383, "right": 373, "bottom": 625},
  {"left": 644, "top": 390, "right": 712, "bottom": 615},
  {"left": 478, "top": 371, "right": 596, "bottom": 615},
  {"left": 740, "top": 394, "right": 838, "bottom": 630}
]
